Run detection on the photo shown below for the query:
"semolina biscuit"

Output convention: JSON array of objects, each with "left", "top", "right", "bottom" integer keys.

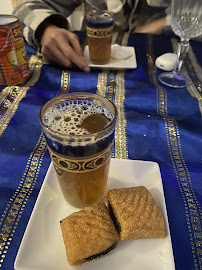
[
  {"left": 60, "top": 203, "right": 119, "bottom": 266},
  {"left": 107, "top": 186, "right": 166, "bottom": 240}
]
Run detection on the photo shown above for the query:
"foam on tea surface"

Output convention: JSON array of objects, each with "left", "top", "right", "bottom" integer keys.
[
  {"left": 86, "top": 10, "right": 113, "bottom": 28},
  {"left": 43, "top": 99, "right": 113, "bottom": 137}
]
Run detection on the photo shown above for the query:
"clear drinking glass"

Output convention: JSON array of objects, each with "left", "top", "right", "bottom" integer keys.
[
  {"left": 86, "top": 10, "right": 114, "bottom": 65},
  {"left": 159, "top": 0, "right": 202, "bottom": 88},
  {"left": 39, "top": 92, "right": 117, "bottom": 208}
]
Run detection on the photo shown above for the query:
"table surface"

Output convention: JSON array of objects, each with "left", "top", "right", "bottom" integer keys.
[{"left": 0, "top": 32, "right": 202, "bottom": 270}]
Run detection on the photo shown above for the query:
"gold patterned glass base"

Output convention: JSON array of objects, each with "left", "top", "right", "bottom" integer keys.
[{"left": 49, "top": 143, "right": 113, "bottom": 208}]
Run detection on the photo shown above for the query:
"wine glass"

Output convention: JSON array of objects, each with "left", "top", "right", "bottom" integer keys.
[{"left": 159, "top": 0, "right": 202, "bottom": 88}]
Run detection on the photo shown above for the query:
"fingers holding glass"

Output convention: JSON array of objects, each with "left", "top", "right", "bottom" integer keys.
[{"left": 40, "top": 26, "right": 90, "bottom": 72}]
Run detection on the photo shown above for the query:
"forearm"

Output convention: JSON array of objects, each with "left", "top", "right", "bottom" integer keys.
[
  {"left": 13, "top": 0, "right": 82, "bottom": 48},
  {"left": 146, "top": 0, "right": 171, "bottom": 8},
  {"left": 134, "top": 17, "right": 166, "bottom": 35}
]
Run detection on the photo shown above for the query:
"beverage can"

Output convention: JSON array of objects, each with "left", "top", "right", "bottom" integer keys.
[{"left": 0, "top": 15, "right": 30, "bottom": 85}]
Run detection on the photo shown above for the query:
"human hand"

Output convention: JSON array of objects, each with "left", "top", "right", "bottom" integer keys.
[
  {"left": 133, "top": 17, "right": 166, "bottom": 35},
  {"left": 40, "top": 25, "right": 90, "bottom": 72}
]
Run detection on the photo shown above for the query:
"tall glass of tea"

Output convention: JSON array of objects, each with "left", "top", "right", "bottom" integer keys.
[
  {"left": 86, "top": 10, "right": 114, "bottom": 65},
  {"left": 39, "top": 92, "right": 117, "bottom": 208}
]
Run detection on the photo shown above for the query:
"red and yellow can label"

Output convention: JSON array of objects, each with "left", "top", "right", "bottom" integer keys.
[{"left": 0, "top": 15, "right": 30, "bottom": 85}]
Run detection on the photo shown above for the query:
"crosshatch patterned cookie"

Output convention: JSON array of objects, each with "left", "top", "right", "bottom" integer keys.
[
  {"left": 107, "top": 186, "right": 166, "bottom": 240},
  {"left": 60, "top": 203, "right": 119, "bottom": 266}
]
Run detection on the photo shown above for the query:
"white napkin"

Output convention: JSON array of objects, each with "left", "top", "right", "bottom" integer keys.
[{"left": 111, "top": 44, "right": 133, "bottom": 59}]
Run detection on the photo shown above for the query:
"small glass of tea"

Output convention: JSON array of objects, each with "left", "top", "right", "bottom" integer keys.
[{"left": 86, "top": 10, "right": 114, "bottom": 65}]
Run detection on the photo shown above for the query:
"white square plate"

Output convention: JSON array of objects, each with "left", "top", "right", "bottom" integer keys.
[
  {"left": 14, "top": 159, "right": 175, "bottom": 270},
  {"left": 84, "top": 46, "right": 137, "bottom": 69}
]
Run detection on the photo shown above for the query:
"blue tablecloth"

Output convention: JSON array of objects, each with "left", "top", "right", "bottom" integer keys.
[{"left": 0, "top": 32, "right": 202, "bottom": 270}]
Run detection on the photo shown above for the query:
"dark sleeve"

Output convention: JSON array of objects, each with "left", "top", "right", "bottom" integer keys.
[{"left": 12, "top": 0, "right": 83, "bottom": 48}]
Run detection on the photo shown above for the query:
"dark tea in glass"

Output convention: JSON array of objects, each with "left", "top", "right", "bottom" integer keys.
[
  {"left": 86, "top": 10, "right": 114, "bottom": 65},
  {"left": 39, "top": 93, "right": 117, "bottom": 208}
]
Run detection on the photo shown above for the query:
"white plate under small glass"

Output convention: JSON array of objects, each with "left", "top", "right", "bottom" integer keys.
[
  {"left": 84, "top": 46, "right": 137, "bottom": 69},
  {"left": 14, "top": 159, "right": 175, "bottom": 270}
]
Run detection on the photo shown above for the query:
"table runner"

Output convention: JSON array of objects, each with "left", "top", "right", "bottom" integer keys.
[{"left": 0, "top": 32, "right": 202, "bottom": 270}]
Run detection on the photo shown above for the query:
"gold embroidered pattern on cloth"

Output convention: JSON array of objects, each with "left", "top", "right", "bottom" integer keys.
[
  {"left": 48, "top": 144, "right": 112, "bottom": 173},
  {"left": 0, "top": 133, "right": 47, "bottom": 268},
  {"left": 86, "top": 26, "right": 113, "bottom": 38},
  {"left": 147, "top": 35, "right": 202, "bottom": 269},
  {"left": 0, "top": 52, "right": 43, "bottom": 136},
  {"left": 57, "top": 70, "right": 71, "bottom": 96},
  {"left": 97, "top": 69, "right": 128, "bottom": 159}
]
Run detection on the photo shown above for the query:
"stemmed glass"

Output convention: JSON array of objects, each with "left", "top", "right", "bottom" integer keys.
[{"left": 159, "top": 0, "right": 202, "bottom": 88}]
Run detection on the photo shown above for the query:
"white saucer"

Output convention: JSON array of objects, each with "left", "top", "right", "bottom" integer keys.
[
  {"left": 14, "top": 159, "right": 175, "bottom": 270},
  {"left": 84, "top": 46, "right": 137, "bottom": 69}
]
